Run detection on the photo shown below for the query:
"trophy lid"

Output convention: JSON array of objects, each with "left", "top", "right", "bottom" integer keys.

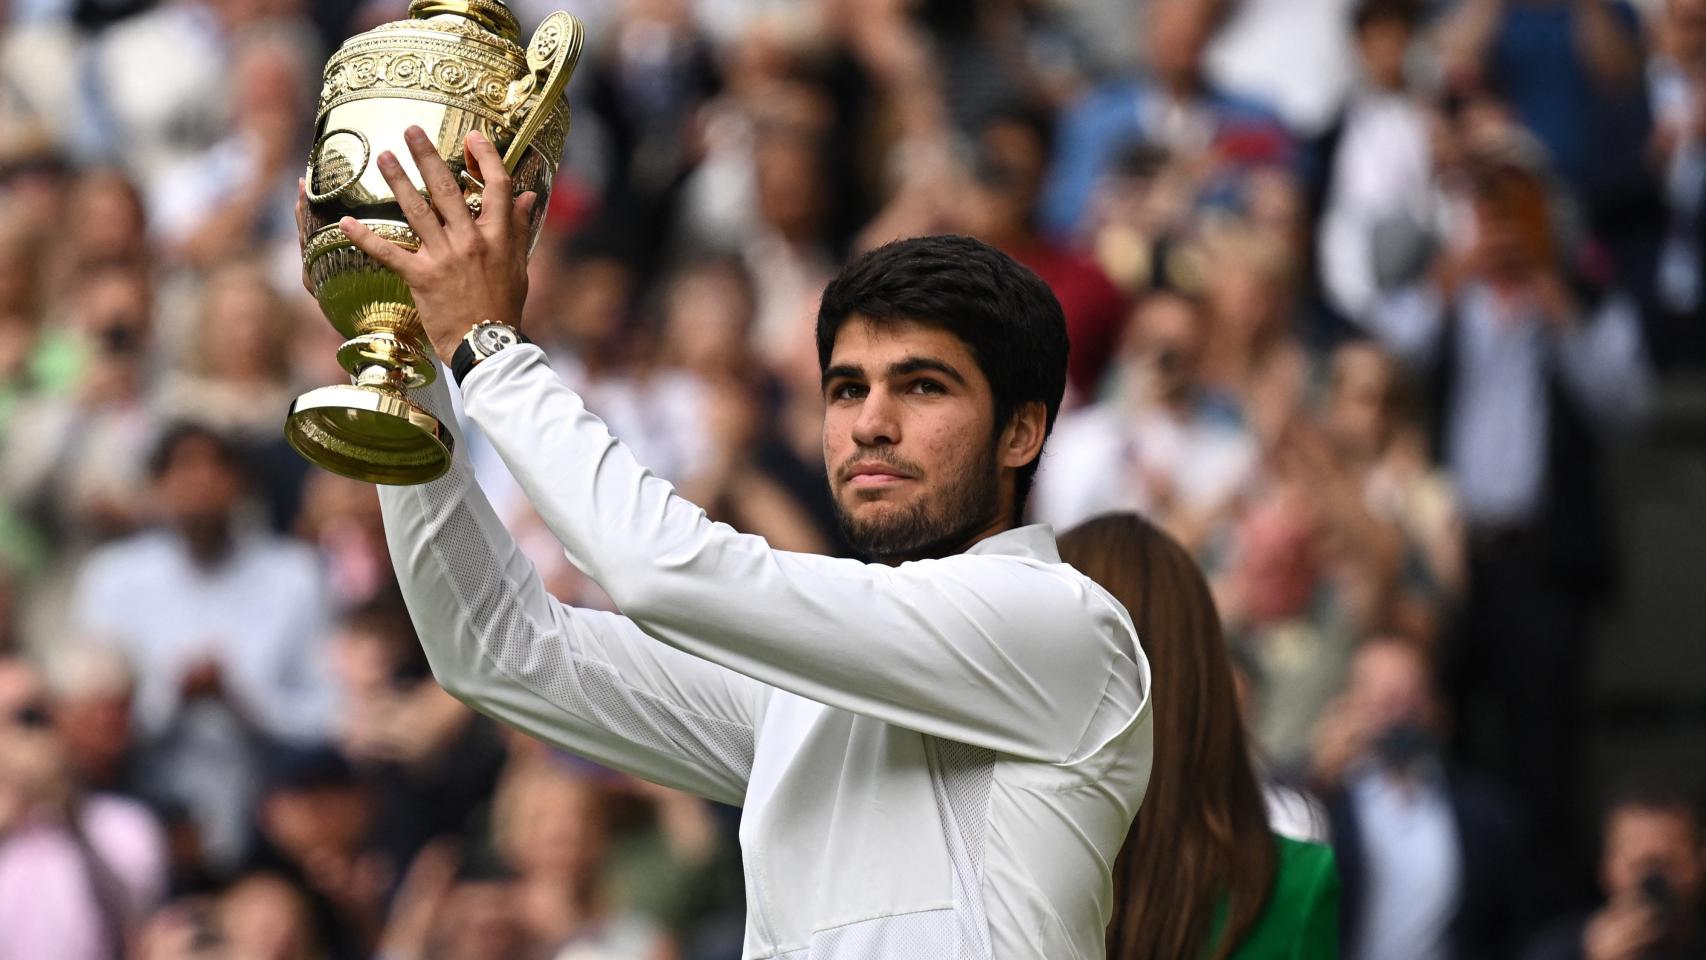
[{"left": 407, "top": 0, "right": 521, "bottom": 44}]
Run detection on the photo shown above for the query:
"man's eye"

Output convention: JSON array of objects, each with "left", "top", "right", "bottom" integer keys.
[
  {"left": 908, "top": 379, "right": 945, "bottom": 395},
  {"left": 830, "top": 383, "right": 867, "bottom": 401}
]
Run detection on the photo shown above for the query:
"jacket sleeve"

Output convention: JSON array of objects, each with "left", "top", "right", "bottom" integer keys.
[
  {"left": 377, "top": 363, "right": 771, "bottom": 807},
  {"left": 460, "top": 346, "right": 1146, "bottom": 765}
]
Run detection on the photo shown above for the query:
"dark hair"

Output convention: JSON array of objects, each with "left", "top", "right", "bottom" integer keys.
[
  {"left": 1603, "top": 784, "right": 1703, "bottom": 840},
  {"left": 1056, "top": 513, "right": 1277, "bottom": 960},
  {"left": 1353, "top": 0, "right": 1423, "bottom": 31},
  {"left": 816, "top": 235, "right": 1068, "bottom": 517},
  {"left": 147, "top": 421, "right": 247, "bottom": 482}
]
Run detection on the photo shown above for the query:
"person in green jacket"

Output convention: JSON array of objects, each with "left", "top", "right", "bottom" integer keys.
[{"left": 1059, "top": 513, "right": 1340, "bottom": 959}]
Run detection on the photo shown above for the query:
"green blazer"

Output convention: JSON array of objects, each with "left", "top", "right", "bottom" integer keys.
[{"left": 1207, "top": 835, "right": 1341, "bottom": 959}]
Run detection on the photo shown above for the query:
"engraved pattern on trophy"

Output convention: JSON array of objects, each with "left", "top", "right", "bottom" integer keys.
[{"left": 285, "top": 0, "right": 584, "bottom": 485}]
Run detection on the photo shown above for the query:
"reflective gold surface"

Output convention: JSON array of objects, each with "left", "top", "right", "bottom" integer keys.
[{"left": 285, "top": 1, "right": 583, "bottom": 485}]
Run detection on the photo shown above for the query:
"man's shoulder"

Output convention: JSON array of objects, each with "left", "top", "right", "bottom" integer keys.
[
  {"left": 81, "top": 530, "right": 176, "bottom": 582},
  {"left": 234, "top": 535, "right": 325, "bottom": 590}
]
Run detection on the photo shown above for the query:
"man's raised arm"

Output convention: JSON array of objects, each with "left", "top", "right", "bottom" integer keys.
[{"left": 377, "top": 369, "right": 770, "bottom": 807}]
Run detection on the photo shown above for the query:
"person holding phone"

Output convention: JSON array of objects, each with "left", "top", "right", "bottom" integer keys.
[{"left": 1522, "top": 788, "right": 1706, "bottom": 960}]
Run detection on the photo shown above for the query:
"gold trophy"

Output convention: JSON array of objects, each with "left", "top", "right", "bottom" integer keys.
[{"left": 286, "top": 0, "right": 583, "bottom": 484}]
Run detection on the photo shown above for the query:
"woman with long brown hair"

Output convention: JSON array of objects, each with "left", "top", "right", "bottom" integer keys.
[{"left": 1058, "top": 512, "right": 1338, "bottom": 959}]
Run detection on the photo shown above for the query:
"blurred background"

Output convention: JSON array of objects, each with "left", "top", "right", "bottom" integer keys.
[{"left": 1, "top": 0, "right": 1705, "bottom": 957}]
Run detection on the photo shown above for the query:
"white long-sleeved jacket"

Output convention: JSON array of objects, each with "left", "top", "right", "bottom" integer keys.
[{"left": 379, "top": 345, "right": 1153, "bottom": 959}]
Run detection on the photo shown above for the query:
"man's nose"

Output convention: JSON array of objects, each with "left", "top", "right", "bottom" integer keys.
[{"left": 851, "top": 388, "right": 900, "bottom": 448}]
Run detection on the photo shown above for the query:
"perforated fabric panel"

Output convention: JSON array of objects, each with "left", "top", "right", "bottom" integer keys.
[
  {"left": 415, "top": 469, "right": 758, "bottom": 789},
  {"left": 930, "top": 739, "right": 997, "bottom": 960}
]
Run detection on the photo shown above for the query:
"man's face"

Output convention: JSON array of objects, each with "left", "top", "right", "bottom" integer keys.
[
  {"left": 1603, "top": 807, "right": 1705, "bottom": 909},
  {"left": 1356, "top": 16, "right": 1413, "bottom": 92},
  {"left": 155, "top": 436, "right": 243, "bottom": 533},
  {"left": 1122, "top": 293, "right": 1203, "bottom": 405},
  {"left": 822, "top": 318, "right": 1005, "bottom": 561},
  {"left": 1325, "top": 342, "right": 1395, "bottom": 459}
]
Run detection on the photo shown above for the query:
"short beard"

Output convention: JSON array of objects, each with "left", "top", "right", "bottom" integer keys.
[{"left": 834, "top": 442, "right": 1002, "bottom": 564}]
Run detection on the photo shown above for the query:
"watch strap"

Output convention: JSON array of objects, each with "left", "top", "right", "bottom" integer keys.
[{"left": 450, "top": 322, "right": 530, "bottom": 387}]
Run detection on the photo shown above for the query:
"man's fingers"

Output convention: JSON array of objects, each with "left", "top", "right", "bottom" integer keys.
[
  {"left": 376, "top": 150, "right": 448, "bottom": 250},
  {"left": 339, "top": 217, "right": 417, "bottom": 278},
  {"left": 466, "top": 130, "right": 512, "bottom": 230},
  {"left": 405, "top": 125, "right": 473, "bottom": 232}
]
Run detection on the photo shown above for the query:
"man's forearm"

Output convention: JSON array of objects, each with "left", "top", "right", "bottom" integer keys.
[{"left": 375, "top": 372, "right": 766, "bottom": 805}]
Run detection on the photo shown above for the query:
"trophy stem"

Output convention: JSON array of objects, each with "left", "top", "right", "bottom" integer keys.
[{"left": 286, "top": 320, "right": 453, "bottom": 484}]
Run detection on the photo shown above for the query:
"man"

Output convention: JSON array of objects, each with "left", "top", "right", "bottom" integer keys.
[
  {"left": 1312, "top": 638, "right": 1527, "bottom": 960},
  {"left": 1032, "top": 287, "right": 1256, "bottom": 551},
  {"left": 72, "top": 422, "right": 337, "bottom": 871},
  {"left": 957, "top": 106, "right": 1128, "bottom": 401},
  {"left": 1522, "top": 788, "right": 1706, "bottom": 960},
  {"left": 324, "top": 126, "right": 1152, "bottom": 958},
  {"left": 1369, "top": 146, "right": 1651, "bottom": 870}
]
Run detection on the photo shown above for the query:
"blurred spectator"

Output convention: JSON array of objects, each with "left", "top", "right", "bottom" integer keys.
[
  {"left": 490, "top": 755, "right": 671, "bottom": 960},
  {"left": 0, "top": 654, "right": 168, "bottom": 960},
  {"left": 71, "top": 421, "right": 335, "bottom": 872},
  {"left": 1199, "top": 225, "right": 1314, "bottom": 447},
  {"left": 158, "top": 257, "right": 310, "bottom": 529},
  {"left": 250, "top": 744, "right": 387, "bottom": 959},
  {"left": 653, "top": 255, "right": 840, "bottom": 555},
  {"left": 1312, "top": 637, "right": 1528, "bottom": 960},
  {"left": 150, "top": 22, "right": 316, "bottom": 273},
  {"left": 2, "top": 261, "right": 159, "bottom": 550},
  {"left": 1318, "top": 0, "right": 1437, "bottom": 325},
  {"left": 83, "top": 0, "right": 292, "bottom": 182},
  {"left": 1215, "top": 486, "right": 1378, "bottom": 774},
  {"left": 44, "top": 641, "right": 142, "bottom": 797},
  {"left": 135, "top": 872, "right": 324, "bottom": 960},
  {"left": 1439, "top": 0, "right": 1649, "bottom": 184},
  {"left": 959, "top": 105, "right": 1129, "bottom": 402},
  {"left": 327, "top": 599, "right": 505, "bottom": 874},
  {"left": 583, "top": 0, "right": 720, "bottom": 235},
  {"left": 1365, "top": 148, "right": 1652, "bottom": 858},
  {"left": 1042, "top": 0, "right": 1292, "bottom": 238},
  {"left": 1522, "top": 787, "right": 1706, "bottom": 960},
  {"left": 294, "top": 471, "right": 392, "bottom": 610},
  {"left": 59, "top": 166, "right": 151, "bottom": 288},
  {"left": 1034, "top": 288, "right": 1258, "bottom": 553},
  {"left": 1319, "top": 339, "right": 1466, "bottom": 642}
]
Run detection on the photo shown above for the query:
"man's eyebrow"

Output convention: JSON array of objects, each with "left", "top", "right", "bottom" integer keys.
[
  {"left": 889, "top": 357, "right": 967, "bottom": 385},
  {"left": 821, "top": 364, "right": 864, "bottom": 389}
]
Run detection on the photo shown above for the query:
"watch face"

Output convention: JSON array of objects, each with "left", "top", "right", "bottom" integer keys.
[{"left": 475, "top": 325, "right": 518, "bottom": 355}]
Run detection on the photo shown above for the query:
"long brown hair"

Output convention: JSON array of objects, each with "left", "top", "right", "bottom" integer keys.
[{"left": 1057, "top": 513, "right": 1276, "bottom": 960}]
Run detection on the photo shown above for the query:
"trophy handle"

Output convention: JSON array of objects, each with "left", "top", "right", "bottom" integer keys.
[{"left": 501, "top": 12, "right": 584, "bottom": 173}]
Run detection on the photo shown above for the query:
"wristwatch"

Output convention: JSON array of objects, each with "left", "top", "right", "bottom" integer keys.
[{"left": 451, "top": 321, "right": 530, "bottom": 386}]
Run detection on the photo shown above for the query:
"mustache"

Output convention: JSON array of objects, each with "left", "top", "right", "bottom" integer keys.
[{"left": 835, "top": 450, "right": 923, "bottom": 483}]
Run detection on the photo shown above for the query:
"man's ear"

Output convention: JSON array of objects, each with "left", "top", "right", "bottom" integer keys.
[{"left": 999, "top": 401, "right": 1048, "bottom": 471}]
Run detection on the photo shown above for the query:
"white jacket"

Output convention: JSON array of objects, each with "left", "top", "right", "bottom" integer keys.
[{"left": 379, "top": 346, "right": 1154, "bottom": 959}]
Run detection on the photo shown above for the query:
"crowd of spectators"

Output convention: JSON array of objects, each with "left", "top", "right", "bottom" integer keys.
[{"left": 0, "top": 0, "right": 1702, "bottom": 957}]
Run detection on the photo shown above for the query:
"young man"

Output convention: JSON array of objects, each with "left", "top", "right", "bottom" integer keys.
[{"left": 327, "top": 127, "right": 1152, "bottom": 958}]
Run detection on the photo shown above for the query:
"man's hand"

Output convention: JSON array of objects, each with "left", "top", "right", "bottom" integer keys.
[
  {"left": 337, "top": 125, "right": 537, "bottom": 362},
  {"left": 1583, "top": 897, "right": 1664, "bottom": 960}
]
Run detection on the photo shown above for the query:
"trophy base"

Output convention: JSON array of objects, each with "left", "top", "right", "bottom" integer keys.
[{"left": 285, "top": 384, "right": 453, "bottom": 485}]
